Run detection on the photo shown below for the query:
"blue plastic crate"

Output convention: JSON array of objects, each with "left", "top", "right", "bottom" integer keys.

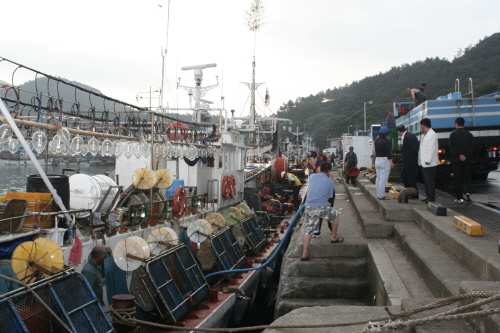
[{"left": 447, "top": 92, "right": 462, "bottom": 100}]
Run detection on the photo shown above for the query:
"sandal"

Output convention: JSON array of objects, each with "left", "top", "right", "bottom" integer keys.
[
  {"left": 378, "top": 196, "right": 391, "bottom": 200},
  {"left": 331, "top": 237, "right": 344, "bottom": 243},
  {"left": 300, "top": 256, "right": 315, "bottom": 261}
]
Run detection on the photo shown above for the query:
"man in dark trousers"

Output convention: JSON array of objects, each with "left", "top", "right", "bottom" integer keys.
[
  {"left": 344, "top": 146, "right": 358, "bottom": 186},
  {"left": 449, "top": 117, "right": 474, "bottom": 202},
  {"left": 397, "top": 125, "right": 420, "bottom": 199}
]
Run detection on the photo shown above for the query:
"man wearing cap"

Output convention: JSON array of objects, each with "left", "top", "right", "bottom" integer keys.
[
  {"left": 307, "top": 150, "right": 323, "bottom": 174},
  {"left": 281, "top": 171, "right": 302, "bottom": 209},
  {"left": 301, "top": 162, "right": 343, "bottom": 261},
  {"left": 344, "top": 146, "right": 358, "bottom": 186}
]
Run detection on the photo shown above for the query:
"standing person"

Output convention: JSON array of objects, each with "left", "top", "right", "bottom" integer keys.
[
  {"left": 418, "top": 118, "right": 439, "bottom": 203},
  {"left": 300, "top": 162, "right": 343, "bottom": 261},
  {"left": 449, "top": 117, "right": 474, "bottom": 202},
  {"left": 397, "top": 124, "right": 420, "bottom": 198},
  {"left": 281, "top": 171, "right": 302, "bottom": 209},
  {"left": 420, "top": 83, "right": 427, "bottom": 93},
  {"left": 385, "top": 111, "right": 398, "bottom": 150},
  {"left": 318, "top": 150, "right": 328, "bottom": 162},
  {"left": 408, "top": 87, "right": 427, "bottom": 107},
  {"left": 374, "top": 126, "right": 395, "bottom": 200},
  {"left": 81, "top": 245, "right": 106, "bottom": 305},
  {"left": 344, "top": 146, "right": 358, "bottom": 186},
  {"left": 307, "top": 150, "right": 323, "bottom": 174},
  {"left": 328, "top": 152, "right": 336, "bottom": 167}
]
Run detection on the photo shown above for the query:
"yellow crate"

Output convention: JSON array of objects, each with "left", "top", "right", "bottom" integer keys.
[
  {"left": 5, "top": 192, "right": 53, "bottom": 231},
  {"left": 453, "top": 216, "right": 483, "bottom": 236},
  {"left": 389, "top": 189, "right": 399, "bottom": 199},
  {"left": 0, "top": 196, "right": 5, "bottom": 203}
]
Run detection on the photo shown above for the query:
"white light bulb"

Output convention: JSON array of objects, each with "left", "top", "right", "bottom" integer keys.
[
  {"left": 8, "top": 138, "right": 19, "bottom": 154},
  {"left": 87, "top": 137, "right": 100, "bottom": 156},
  {"left": 32, "top": 131, "right": 48, "bottom": 154},
  {"left": 0, "top": 124, "right": 13, "bottom": 144},
  {"left": 70, "top": 135, "right": 85, "bottom": 155}
]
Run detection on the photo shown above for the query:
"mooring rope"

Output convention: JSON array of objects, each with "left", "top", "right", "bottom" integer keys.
[{"left": 107, "top": 291, "right": 500, "bottom": 333}]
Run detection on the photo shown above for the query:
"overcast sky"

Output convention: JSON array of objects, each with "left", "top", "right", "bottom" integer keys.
[{"left": 1, "top": 0, "right": 499, "bottom": 117}]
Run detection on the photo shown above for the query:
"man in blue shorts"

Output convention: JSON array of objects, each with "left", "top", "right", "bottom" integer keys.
[{"left": 301, "top": 162, "right": 343, "bottom": 261}]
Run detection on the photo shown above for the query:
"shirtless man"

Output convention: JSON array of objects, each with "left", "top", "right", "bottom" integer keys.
[{"left": 408, "top": 87, "right": 427, "bottom": 107}]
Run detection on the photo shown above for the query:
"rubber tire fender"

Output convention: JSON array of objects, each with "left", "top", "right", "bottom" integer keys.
[{"left": 227, "top": 296, "right": 250, "bottom": 328}]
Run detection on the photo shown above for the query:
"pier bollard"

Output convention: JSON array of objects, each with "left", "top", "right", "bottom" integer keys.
[{"left": 111, "top": 294, "right": 136, "bottom": 333}]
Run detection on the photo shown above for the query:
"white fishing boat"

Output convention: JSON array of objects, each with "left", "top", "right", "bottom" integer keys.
[{"left": 0, "top": 52, "right": 299, "bottom": 332}]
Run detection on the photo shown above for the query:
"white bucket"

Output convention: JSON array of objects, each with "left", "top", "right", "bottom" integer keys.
[{"left": 69, "top": 174, "right": 118, "bottom": 217}]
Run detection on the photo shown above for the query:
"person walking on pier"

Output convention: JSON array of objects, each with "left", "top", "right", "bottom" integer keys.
[
  {"left": 301, "top": 162, "right": 342, "bottom": 261},
  {"left": 397, "top": 124, "right": 420, "bottom": 199},
  {"left": 375, "top": 126, "right": 395, "bottom": 200},
  {"left": 344, "top": 146, "right": 358, "bottom": 186},
  {"left": 449, "top": 117, "right": 474, "bottom": 203},
  {"left": 418, "top": 118, "right": 439, "bottom": 203}
]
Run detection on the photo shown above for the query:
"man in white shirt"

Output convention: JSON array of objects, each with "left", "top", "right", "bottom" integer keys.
[{"left": 418, "top": 118, "right": 439, "bottom": 203}]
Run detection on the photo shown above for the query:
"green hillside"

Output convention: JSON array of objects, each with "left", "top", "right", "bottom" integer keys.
[{"left": 276, "top": 32, "right": 500, "bottom": 148}]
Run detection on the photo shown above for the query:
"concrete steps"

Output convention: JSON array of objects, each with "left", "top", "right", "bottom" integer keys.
[
  {"left": 276, "top": 298, "right": 370, "bottom": 316},
  {"left": 346, "top": 181, "right": 394, "bottom": 238},
  {"left": 394, "top": 223, "right": 479, "bottom": 297},
  {"left": 279, "top": 276, "right": 370, "bottom": 299},
  {"left": 286, "top": 257, "right": 368, "bottom": 278}
]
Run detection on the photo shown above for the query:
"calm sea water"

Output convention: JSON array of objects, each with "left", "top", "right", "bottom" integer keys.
[{"left": 0, "top": 163, "right": 115, "bottom": 196}]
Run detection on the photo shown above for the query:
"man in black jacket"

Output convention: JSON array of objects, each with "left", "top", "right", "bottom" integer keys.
[
  {"left": 449, "top": 117, "right": 474, "bottom": 202},
  {"left": 397, "top": 125, "right": 419, "bottom": 198}
]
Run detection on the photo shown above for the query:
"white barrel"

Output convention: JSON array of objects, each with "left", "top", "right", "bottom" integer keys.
[
  {"left": 93, "top": 174, "right": 119, "bottom": 213},
  {"left": 69, "top": 174, "right": 118, "bottom": 217}
]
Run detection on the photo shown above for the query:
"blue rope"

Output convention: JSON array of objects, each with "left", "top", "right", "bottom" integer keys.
[{"left": 204, "top": 205, "right": 305, "bottom": 279}]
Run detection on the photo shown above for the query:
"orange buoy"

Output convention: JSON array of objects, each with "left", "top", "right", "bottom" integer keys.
[{"left": 274, "top": 157, "right": 288, "bottom": 182}]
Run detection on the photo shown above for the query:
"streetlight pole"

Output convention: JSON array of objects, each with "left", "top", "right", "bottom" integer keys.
[{"left": 364, "top": 100, "right": 373, "bottom": 131}]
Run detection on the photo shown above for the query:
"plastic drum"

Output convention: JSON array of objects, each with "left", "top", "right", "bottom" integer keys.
[
  {"left": 93, "top": 175, "right": 119, "bottom": 213},
  {"left": 69, "top": 174, "right": 118, "bottom": 217}
]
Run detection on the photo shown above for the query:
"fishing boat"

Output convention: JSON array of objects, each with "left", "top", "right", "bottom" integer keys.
[{"left": 0, "top": 56, "right": 300, "bottom": 332}]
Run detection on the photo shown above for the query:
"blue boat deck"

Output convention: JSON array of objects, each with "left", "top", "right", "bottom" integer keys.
[{"left": 395, "top": 96, "right": 500, "bottom": 134}]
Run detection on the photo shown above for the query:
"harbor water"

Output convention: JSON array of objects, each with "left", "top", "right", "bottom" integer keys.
[{"left": 0, "top": 163, "right": 115, "bottom": 196}]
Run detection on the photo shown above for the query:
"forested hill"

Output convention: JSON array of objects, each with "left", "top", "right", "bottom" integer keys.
[{"left": 276, "top": 32, "right": 500, "bottom": 148}]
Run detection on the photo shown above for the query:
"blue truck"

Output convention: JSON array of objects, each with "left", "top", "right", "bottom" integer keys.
[{"left": 394, "top": 89, "right": 500, "bottom": 180}]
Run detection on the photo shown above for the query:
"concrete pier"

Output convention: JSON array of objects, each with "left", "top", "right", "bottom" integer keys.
[{"left": 266, "top": 171, "right": 500, "bottom": 332}]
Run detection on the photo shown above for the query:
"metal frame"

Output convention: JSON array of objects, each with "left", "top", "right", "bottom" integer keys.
[
  {"left": 0, "top": 270, "right": 113, "bottom": 333},
  {"left": 239, "top": 216, "right": 267, "bottom": 254},
  {"left": 144, "top": 244, "right": 210, "bottom": 323},
  {"left": 209, "top": 227, "right": 247, "bottom": 274}
]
